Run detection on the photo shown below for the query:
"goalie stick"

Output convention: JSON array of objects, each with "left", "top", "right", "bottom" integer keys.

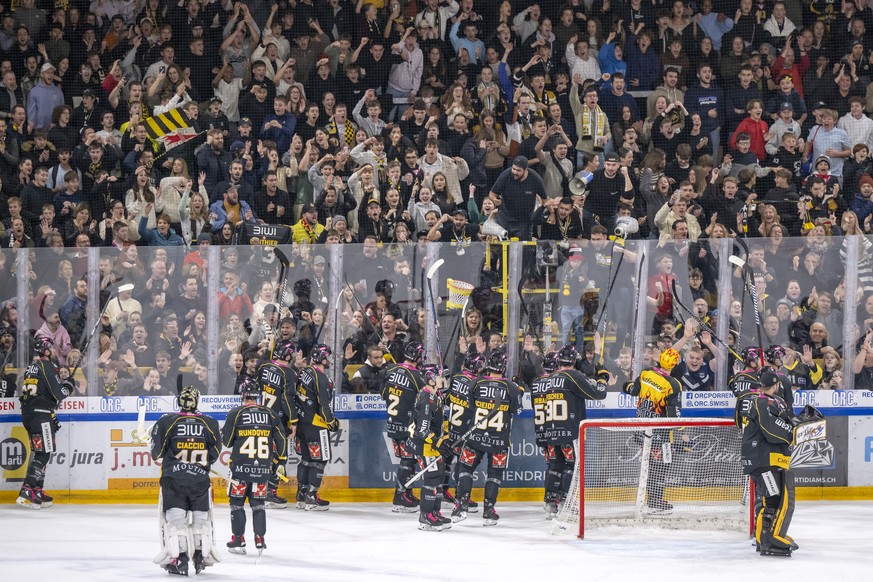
[
  {"left": 403, "top": 403, "right": 503, "bottom": 489},
  {"left": 425, "top": 258, "right": 445, "bottom": 370},
  {"left": 670, "top": 279, "right": 744, "bottom": 361}
]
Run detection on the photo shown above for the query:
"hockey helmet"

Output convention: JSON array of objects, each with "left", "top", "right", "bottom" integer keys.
[
  {"left": 659, "top": 348, "right": 681, "bottom": 371},
  {"left": 486, "top": 350, "right": 507, "bottom": 374},
  {"left": 374, "top": 279, "right": 395, "bottom": 298},
  {"left": 33, "top": 336, "right": 54, "bottom": 357},
  {"left": 238, "top": 376, "right": 261, "bottom": 400},
  {"left": 178, "top": 386, "right": 200, "bottom": 412},
  {"left": 310, "top": 344, "right": 332, "bottom": 365},
  {"left": 765, "top": 345, "right": 786, "bottom": 363},
  {"left": 556, "top": 345, "right": 579, "bottom": 366},
  {"left": 463, "top": 351, "right": 486, "bottom": 375},
  {"left": 421, "top": 364, "right": 442, "bottom": 384},
  {"left": 273, "top": 338, "right": 297, "bottom": 361},
  {"left": 542, "top": 352, "right": 560, "bottom": 373},
  {"left": 293, "top": 278, "right": 312, "bottom": 297},
  {"left": 742, "top": 346, "right": 763, "bottom": 367},
  {"left": 404, "top": 341, "right": 425, "bottom": 363}
]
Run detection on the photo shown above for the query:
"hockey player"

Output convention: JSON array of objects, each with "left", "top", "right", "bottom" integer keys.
[
  {"left": 443, "top": 350, "right": 486, "bottom": 513},
  {"left": 412, "top": 364, "right": 454, "bottom": 531},
  {"left": 294, "top": 343, "right": 338, "bottom": 511},
  {"left": 222, "top": 377, "right": 287, "bottom": 555},
  {"left": 623, "top": 347, "right": 683, "bottom": 511},
  {"left": 763, "top": 345, "right": 798, "bottom": 415},
  {"left": 734, "top": 368, "right": 821, "bottom": 557},
  {"left": 17, "top": 337, "right": 75, "bottom": 509},
  {"left": 532, "top": 351, "right": 558, "bottom": 515},
  {"left": 452, "top": 350, "right": 524, "bottom": 525},
  {"left": 380, "top": 341, "right": 426, "bottom": 513},
  {"left": 729, "top": 346, "right": 764, "bottom": 397},
  {"left": 542, "top": 346, "right": 608, "bottom": 517},
  {"left": 150, "top": 386, "right": 222, "bottom": 576},
  {"left": 256, "top": 338, "right": 299, "bottom": 508}
]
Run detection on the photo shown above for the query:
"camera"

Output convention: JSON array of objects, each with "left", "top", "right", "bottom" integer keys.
[{"left": 536, "top": 241, "right": 558, "bottom": 269}]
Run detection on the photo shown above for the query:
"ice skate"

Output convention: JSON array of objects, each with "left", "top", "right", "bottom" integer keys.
[
  {"left": 392, "top": 491, "right": 419, "bottom": 513},
  {"left": 254, "top": 536, "right": 266, "bottom": 556},
  {"left": 264, "top": 488, "right": 288, "bottom": 509},
  {"left": 304, "top": 491, "right": 330, "bottom": 511},
  {"left": 34, "top": 488, "right": 53, "bottom": 508},
  {"left": 226, "top": 535, "right": 246, "bottom": 555},
  {"left": 482, "top": 504, "right": 499, "bottom": 526},
  {"left": 418, "top": 511, "right": 448, "bottom": 531},
  {"left": 166, "top": 553, "right": 189, "bottom": 576},
  {"left": 16, "top": 485, "right": 42, "bottom": 510},
  {"left": 451, "top": 498, "right": 468, "bottom": 523}
]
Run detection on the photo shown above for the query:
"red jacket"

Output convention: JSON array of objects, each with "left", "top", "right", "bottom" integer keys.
[{"left": 730, "top": 117, "right": 770, "bottom": 161}]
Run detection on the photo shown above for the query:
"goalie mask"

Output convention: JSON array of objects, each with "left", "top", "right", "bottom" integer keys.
[{"left": 178, "top": 386, "right": 200, "bottom": 412}]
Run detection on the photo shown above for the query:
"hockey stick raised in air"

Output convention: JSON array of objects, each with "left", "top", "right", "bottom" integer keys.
[
  {"left": 731, "top": 238, "right": 766, "bottom": 367},
  {"left": 670, "top": 279, "right": 743, "bottom": 361},
  {"left": 403, "top": 403, "right": 503, "bottom": 489},
  {"left": 68, "top": 282, "right": 135, "bottom": 381},
  {"left": 267, "top": 247, "right": 291, "bottom": 359},
  {"left": 425, "top": 258, "right": 445, "bottom": 370}
]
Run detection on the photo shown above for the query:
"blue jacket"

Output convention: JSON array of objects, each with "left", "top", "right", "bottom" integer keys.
[
  {"left": 625, "top": 39, "right": 661, "bottom": 91},
  {"left": 138, "top": 215, "right": 185, "bottom": 246},
  {"left": 850, "top": 192, "right": 873, "bottom": 225},
  {"left": 208, "top": 199, "right": 257, "bottom": 232},
  {"left": 260, "top": 112, "right": 297, "bottom": 154},
  {"left": 685, "top": 83, "right": 725, "bottom": 133},
  {"left": 598, "top": 42, "right": 627, "bottom": 90}
]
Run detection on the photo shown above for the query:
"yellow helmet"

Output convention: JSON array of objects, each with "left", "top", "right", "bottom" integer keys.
[{"left": 659, "top": 348, "right": 680, "bottom": 371}]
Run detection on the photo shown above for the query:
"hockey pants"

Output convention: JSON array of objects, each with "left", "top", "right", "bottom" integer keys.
[{"left": 22, "top": 410, "right": 56, "bottom": 489}]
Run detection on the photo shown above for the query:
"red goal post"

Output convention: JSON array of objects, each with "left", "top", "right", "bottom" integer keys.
[{"left": 552, "top": 417, "right": 755, "bottom": 539}]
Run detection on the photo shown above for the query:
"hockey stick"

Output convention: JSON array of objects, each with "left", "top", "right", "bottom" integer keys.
[
  {"left": 670, "top": 279, "right": 744, "bottom": 361},
  {"left": 627, "top": 250, "right": 645, "bottom": 354},
  {"left": 730, "top": 238, "right": 765, "bottom": 367},
  {"left": 594, "top": 240, "right": 626, "bottom": 363},
  {"left": 403, "top": 403, "right": 504, "bottom": 489},
  {"left": 268, "top": 248, "right": 291, "bottom": 359},
  {"left": 68, "top": 282, "right": 135, "bottom": 381},
  {"left": 425, "top": 258, "right": 445, "bottom": 370}
]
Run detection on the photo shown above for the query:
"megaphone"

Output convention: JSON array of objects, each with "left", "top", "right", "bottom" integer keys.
[
  {"left": 481, "top": 216, "right": 508, "bottom": 240},
  {"left": 569, "top": 171, "right": 594, "bottom": 196},
  {"left": 614, "top": 216, "right": 640, "bottom": 239}
]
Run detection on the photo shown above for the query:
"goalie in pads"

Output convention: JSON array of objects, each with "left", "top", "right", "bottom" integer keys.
[
  {"left": 734, "top": 368, "right": 826, "bottom": 557},
  {"left": 150, "top": 386, "right": 222, "bottom": 575}
]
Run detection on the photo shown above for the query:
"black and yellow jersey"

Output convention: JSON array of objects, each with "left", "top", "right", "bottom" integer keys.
[
  {"left": 222, "top": 403, "right": 287, "bottom": 482},
  {"left": 295, "top": 366, "right": 336, "bottom": 429},
  {"left": 624, "top": 367, "right": 682, "bottom": 418},
  {"left": 150, "top": 412, "right": 221, "bottom": 486}
]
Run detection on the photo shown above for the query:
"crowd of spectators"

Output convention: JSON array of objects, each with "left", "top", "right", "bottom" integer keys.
[{"left": 1, "top": 0, "right": 873, "bottom": 396}]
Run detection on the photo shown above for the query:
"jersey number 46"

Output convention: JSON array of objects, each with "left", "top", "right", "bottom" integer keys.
[{"left": 239, "top": 436, "right": 271, "bottom": 459}]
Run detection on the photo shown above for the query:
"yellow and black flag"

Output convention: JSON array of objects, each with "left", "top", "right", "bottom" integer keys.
[{"left": 144, "top": 108, "right": 198, "bottom": 151}]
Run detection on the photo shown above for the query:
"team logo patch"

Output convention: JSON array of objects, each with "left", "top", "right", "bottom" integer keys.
[
  {"left": 30, "top": 435, "right": 43, "bottom": 452},
  {"left": 561, "top": 445, "right": 575, "bottom": 461},
  {"left": 492, "top": 453, "right": 508, "bottom": 469},
  {"left": 460, "top": 447, "right": 477, "bottom": 465},
  {"left": 294, "top": 438, "right": 302, "bottom": 455},
  {"left": 544, "top": 446, "right": 556, "bottom": 461},
  {"left": 230, "top": 482, "right": 247, "bottom": 496},
  {"left": 253, "top": 483, "right": 268, "bottom": 498},
  {"left": 308, "top": 443, "right": 322, "bottom": 460}
]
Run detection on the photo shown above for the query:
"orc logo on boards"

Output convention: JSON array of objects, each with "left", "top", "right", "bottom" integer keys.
[{"left": 0, "top": 437, "right": 26, "bottom": 471}]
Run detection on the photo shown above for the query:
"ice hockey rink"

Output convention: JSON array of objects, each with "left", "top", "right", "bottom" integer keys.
[{"left": 1, "top": 501, "right": 871, "bottom": 581}]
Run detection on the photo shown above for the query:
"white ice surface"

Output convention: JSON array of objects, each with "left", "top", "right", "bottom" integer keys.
[{"left": 1, "top": 501, "right": 872, "bottom": 581}]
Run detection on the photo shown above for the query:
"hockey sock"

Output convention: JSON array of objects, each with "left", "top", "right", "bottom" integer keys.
[
  {"left": 456, "top": 470, "right": 474, "bottom": 501},
  {"left": 230, "top": 502, "right": 246, "bottom": 537},
  {"left": 25, "top": 451, "right": 49, "bottom": 489},
  {"left": 308, "top": 460, "right": 326, "bottom": 490},
  {"left": 484, "top": 477, "right": 502, "bottom": 506},
  {"left": 297, "top": 461, "right": 310, "bottom": 492},
  {"left": 560, "top": 466, "right": 574, "bottom": 497},
  {"left": 252, "top": 503, "right": 267, "bottom": 537},
  {"left": 396, "top": 458, "right": 416, "bottom": 493},
  {"left": 546, "top": 459, "right": 562, "bottom": 497}
]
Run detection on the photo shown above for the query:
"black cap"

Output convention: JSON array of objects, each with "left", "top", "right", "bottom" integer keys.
[
  {"left": 605, "top": 152, "right": 620, "bottom": 162},
  {"left": 301, "top": 203, "right": 317, "bottom": 214},
  {"left": 813, "top": 102, "right": 828, "bottom": 111},
  {"left": 82, "top": 88, "right": 95, "bottom": 98},
  {"left": 758, "top": 369, "right": 780, "bottom": 387},
  {"left": 239, "top": 117, "right": 252, "bottom": 127},
  {"left": 209, "top": 96, "right": 222, "bottom": 104},
  {"left": 450, "top": 207, "right": 467, "bottom": 217},
  {"left": 512, "top": 155, "right": 529, "bottom": 169}
]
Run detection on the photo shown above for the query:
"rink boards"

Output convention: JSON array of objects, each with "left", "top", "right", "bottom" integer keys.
[{"left": 1, "top": 392, "right": 873, "bottom": 502}]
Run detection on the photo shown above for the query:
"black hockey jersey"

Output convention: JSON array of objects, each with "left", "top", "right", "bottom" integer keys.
[
  {"left": 780, "top": 360, "right": 822, "bottom": 391},
  {"left": 542, "top": 368, "right": 607, "bottom": 445},
  {"left": 295, "top": 366, "right": 336, "bottom": 429},
  {"left": 734, "top": 390, "right": 793, "bottom": 475},
  {"left": 150, "top": 412, "right": 221, "bottom": 486},
  {"left": 466, "top": 375, "right": 524, "bottom": 452},
  {"left": 20, "top": 358, "right": 69, "bottom": 412},
  {"left": 257, "top": 360, "right": 298, "bottom": 429},
  {"left": 412, "top": 387, "right": 444, "bottom": 457},
  {"left": 531, "top": 373, "right": 552, "bottom": 447},
  {"left": 729, "top": 369, "right": 760, "bottom": 397},
  {"left": 380, "top": 363, "right": 424, "bottom": 439},
  {"left": 222, "top": 403, "right": 287, "bottom": 482},
  {"left": 446, "top": 371, "right": 478, "bottom": 438}
]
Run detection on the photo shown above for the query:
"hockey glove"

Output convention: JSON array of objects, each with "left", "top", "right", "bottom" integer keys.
[
  {"left": 594, "top": 366, "right": 610, "bottom": 384},
  {"left": 60, "top": 380, "right": 76, "bottom": 398},
  {"left": 327, "top": 418, "right": 340, "bottom": 432},
  {"left": 434, "top": 434, "right": 454, "bottom": 457},
  {"left": 51, "top": 413, "right": 61, "bottom": 432}
]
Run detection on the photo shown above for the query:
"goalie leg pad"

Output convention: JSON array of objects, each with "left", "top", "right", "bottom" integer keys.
[
  {"left": 164, "top": 507, "right": 189, "bottom": 559},
  {"left": 192, "top": 509, "right": 221, "bottom": 566}
]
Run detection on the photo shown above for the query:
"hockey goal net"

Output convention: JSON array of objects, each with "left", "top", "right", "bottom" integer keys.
[{"left": 552, "top": 418, "right": 753, "bottom": 539}]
